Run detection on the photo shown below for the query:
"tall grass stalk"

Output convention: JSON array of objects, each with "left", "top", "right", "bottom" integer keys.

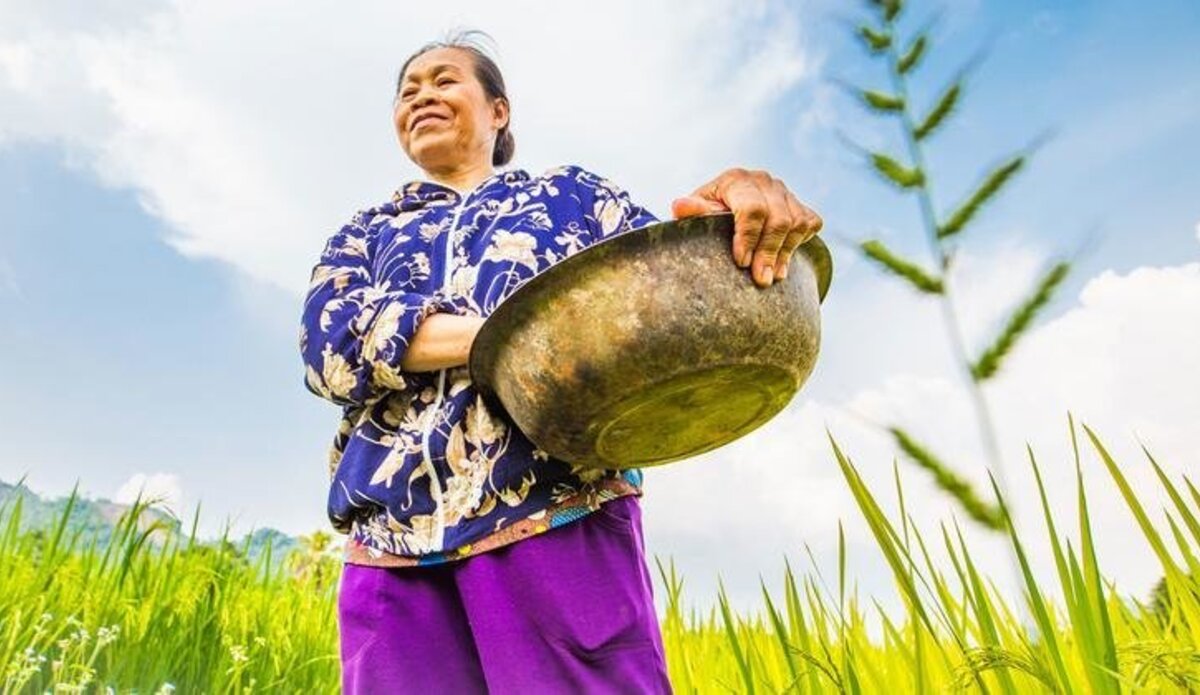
[{"left": 844, "top": 0, "right": 1075, "bottom": 537}]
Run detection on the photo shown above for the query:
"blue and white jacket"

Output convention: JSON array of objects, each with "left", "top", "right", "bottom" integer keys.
[{"left": 300, "top": 165, "right": 660, "bottom": 561}]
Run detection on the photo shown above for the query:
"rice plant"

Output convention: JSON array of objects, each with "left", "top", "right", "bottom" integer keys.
[
  {"left": 0, "top": 492, "right": 339, "bottom": 693},
  {"left": 2, "top": 422, "right": 1195, "bottom": 692},
  {"left": 657, "top": 420, "right": 1200, "bottom": 693}
]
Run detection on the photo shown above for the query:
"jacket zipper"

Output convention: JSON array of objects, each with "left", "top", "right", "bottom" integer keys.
[{"left": 421, "top": 191, "right": 471, "bottom": 551}]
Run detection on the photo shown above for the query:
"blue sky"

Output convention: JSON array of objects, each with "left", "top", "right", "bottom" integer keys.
[
  {"left": 786, "top": 0, "right": 1199, "bottom": 277},
  {"left": 0, "top": 146, "right": 334, "bottom": 534},
  {"left": 1, "top": 0, "right": 1197, "bottom": 611}
]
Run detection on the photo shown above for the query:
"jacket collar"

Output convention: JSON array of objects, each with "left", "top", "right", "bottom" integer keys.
[{"left": 392, "top": 169, "right": 531, "bottom": 211}]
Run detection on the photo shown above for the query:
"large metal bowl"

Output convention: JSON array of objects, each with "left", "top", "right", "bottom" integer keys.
[{"left": 468, "top": 212, "right": 832, "bottom": 470}]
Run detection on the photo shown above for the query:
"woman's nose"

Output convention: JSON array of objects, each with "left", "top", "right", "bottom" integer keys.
[{"left": 412, "top": 83, "right": 439, "bottom": 108}]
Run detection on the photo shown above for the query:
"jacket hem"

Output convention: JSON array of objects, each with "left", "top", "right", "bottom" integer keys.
[{"left": 343, "top": 476, "right": 642, "bottom": 568}]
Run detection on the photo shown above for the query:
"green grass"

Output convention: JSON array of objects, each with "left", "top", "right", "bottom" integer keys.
[
  {"left": 0, "top": 496, "right": 339, "bottom": 693},
  {"left": 4, "top": 422, "right": 1198, "bottom": 692}
]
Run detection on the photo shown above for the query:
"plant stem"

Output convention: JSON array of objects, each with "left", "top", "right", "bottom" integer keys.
[{"left": 882, "top": 19, "right": 1022, "bottom": 594}]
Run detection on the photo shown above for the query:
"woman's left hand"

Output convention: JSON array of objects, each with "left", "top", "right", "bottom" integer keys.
[{"left": 671, "top": 168, "right": 823, "bottom": 288}]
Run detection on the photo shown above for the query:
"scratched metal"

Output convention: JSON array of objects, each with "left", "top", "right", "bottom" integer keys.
[{"left": 468, "top": 212, "right": 832, "bottom": 470}]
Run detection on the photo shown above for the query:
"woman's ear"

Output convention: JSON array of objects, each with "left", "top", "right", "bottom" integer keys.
[{"left": 492, "top": 98, "right": 510, "bottom": 131}]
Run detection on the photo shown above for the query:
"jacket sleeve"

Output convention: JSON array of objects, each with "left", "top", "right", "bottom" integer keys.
[
  {"left": 572, "top": 167, "right": 661, "bottom": 244},
  {"left": 299, "top": 208, "right": 463, "bottom": 407}
]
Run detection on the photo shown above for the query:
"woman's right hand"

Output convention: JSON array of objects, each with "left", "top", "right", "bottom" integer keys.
[{"left": 670, "top": 168, "right": 823, "bottom": 289}]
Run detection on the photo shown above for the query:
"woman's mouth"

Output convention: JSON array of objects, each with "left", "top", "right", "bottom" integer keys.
[{"left": 412, "top": 114, "right": 447, "bottom": 132}]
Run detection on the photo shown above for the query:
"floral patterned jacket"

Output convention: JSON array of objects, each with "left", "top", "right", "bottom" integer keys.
[{"left": 299, "top": 165, "right": 660, "bottom": 563}]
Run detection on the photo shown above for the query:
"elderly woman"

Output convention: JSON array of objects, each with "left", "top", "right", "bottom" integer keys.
[{"left": 300, "top": 31, "right": 822, "bottom": 694}]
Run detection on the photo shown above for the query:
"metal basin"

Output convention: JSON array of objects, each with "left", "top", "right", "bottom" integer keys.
[{"left": 468, "top": 212, "right": 832, "bottom": 470}]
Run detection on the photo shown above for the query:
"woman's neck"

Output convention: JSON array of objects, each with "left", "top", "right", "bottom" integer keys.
[{"left": 425, "top": 160, "right": 496, "bottom": 194}]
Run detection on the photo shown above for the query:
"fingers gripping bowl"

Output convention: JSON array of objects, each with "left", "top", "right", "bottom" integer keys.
[{"left": 467, "top": 212, "right": 833, "bottom": 470}]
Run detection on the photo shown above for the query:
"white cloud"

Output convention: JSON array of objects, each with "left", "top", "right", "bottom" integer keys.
[
  {"left": 114, "top": 472, "right": 184, "bottom": 514},
  {"left": 0, "top": 0, "right": 815, "bottom": 295}
]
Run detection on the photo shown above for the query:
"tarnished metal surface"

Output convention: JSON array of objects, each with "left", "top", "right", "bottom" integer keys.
[{"left": 468, "top": 212, "right": 832, "bottom": 470}]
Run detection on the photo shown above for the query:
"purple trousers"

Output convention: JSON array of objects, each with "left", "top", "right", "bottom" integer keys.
[{"left": 337, "top": 495, "right": 673, "bottom": 694}]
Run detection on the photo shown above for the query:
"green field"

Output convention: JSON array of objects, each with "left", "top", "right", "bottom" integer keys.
[{"left": 4, "top": 425, "right": 1198, "bottom": 693}]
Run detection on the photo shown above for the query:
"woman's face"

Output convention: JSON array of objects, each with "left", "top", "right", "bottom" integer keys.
[{"left": 394, "top": 47, "right": 508, "bottom": 174}]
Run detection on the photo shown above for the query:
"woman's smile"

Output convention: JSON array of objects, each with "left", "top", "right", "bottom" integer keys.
[{"left": 411, "top": 112, "right": 450, "bottom": 132}]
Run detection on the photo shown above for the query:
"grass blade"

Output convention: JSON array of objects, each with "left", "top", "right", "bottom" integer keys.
[
  {"left": 914, "top": 81, "right": 960, "bottom": 141},
  {"left": 897, "top": 34, "right": 927, "bottom": 74},
  {"left": 861, "top": 89, "right": 906, "bottom": 112},
  {"left": 859, "top": 240, "right": 944, "bottom": 294},
  {"left": 971, "top": 261, "right": 1070, "bottom": 381},
  {"left": 889, "top": 427, "right": 1004, "bottom": 530},
  {"left": 937, "top": 156, "right": 1025, "bottom": 239},
  {"left": 718, "top": 577, "right": 756, "bottom": 694},
  {"left": 870, "top": 152, "right": 925, "bottom": 188}
]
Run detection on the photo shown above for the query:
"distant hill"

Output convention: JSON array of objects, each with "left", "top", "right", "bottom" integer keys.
[
  {"left": 0, "top": 480, "right": 301, "bottom": 565},
  {"left": 0, "top": 479, "right": 182, "bottom": 538}
]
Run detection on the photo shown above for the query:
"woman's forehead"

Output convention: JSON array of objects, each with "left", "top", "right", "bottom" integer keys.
[{"left": 402, "top": 48, "right": 472, "bottom": 83}]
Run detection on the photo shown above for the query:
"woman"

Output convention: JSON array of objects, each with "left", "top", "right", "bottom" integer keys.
[{"left": 300, "top": 31, "right": 823, "bottom": 694}]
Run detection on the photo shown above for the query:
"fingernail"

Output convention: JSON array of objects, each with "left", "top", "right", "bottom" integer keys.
[
  {"left": 741, "top": 250, "right": 753, "bottom": 268},
  {"left": 779, "top": 264, "right": 789, "bottom": 280},
  {"left": 763, "top": 267, "right": 774, "bottom": 285}
]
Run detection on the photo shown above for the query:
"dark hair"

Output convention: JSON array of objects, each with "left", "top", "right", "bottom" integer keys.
[{"left": 397, "top": 29, "right": 515, "bottom": 167}]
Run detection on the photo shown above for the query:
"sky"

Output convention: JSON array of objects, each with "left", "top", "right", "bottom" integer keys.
[{"left": 1, "top": 0, "right": 1197, "bottom": 616}]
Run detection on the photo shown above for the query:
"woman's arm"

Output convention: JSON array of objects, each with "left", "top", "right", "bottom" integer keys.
[
  {"left": 400, "top": 314, "right": 486, "bottom": 372},
  {"left": 300, "top": 208, "right": 466, "bottom": 406}
]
